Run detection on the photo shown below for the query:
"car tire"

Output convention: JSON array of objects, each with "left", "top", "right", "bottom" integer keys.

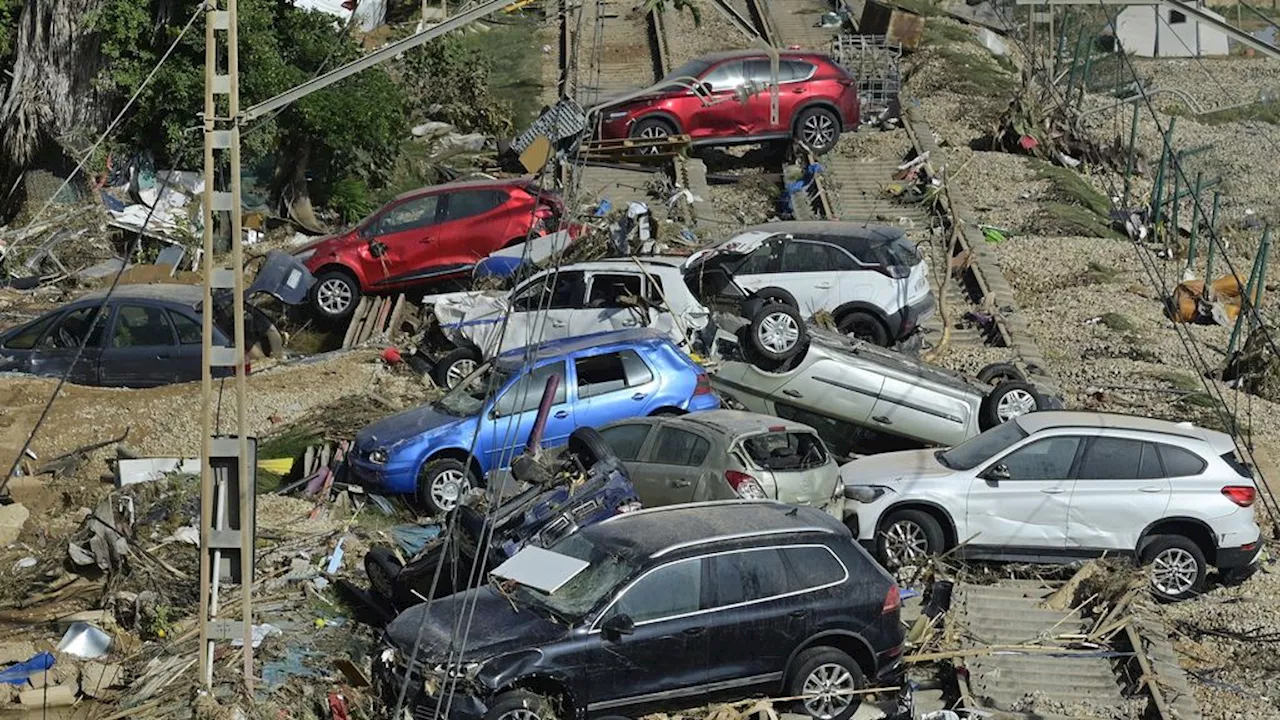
[
  {"left": 980, "top": 381, "right": 1046, "bottom": 429},
  {"left": 741, "top": 287, "right": 799, "bottom": 319},
  {"left": 837, "top": 310, "right": 890, "bottom": 346},
  {"left": 976, "top": 362, "right": 1026, "bottom": 385},
  {"left": 566, "top": 427, "right": 618, "bottom": 470},
  {"left": 416, "top": 458, "right": 476, "bottom": 515},
  {"left": 795, "top": 107, "right": 842, "bottom": 155},
  {"left": 311, "top": 269, "right": 361, "bottom": 321},
  {"left": 877, "top": 509, "right": 944, "bottom": 569},
  {"left": 786, "top": 646, "right": 867, "bottom": 720},
  {"left": 1142, "top": 535, "right": 1207, "bottom": 602},
  {"left": 748, "top": 301, "right": 807, "bottom": 362},
  {"left": 431, "top": 346, "right": 483, "bottom": 389},
  {"left": 364, "top": 546, "right": 403, "bottom": 601},
  {"left": 630, "top": 117, "right": 676, "bottom": 151},
  {"left": 484, "top": 690, "right": 557, "bottom": 720}
]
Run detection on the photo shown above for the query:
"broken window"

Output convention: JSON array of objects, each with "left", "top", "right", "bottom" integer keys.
[
  {"left": 996, "top": 437, "right": 1081, "bottom": 480},
  {"left": 1170, "top": 9, "right": 1186, "bottom": 23},
  {"left": 1077, "top": 437, "right": 1144, "bottom": 480},
  {"left": 443, "top": 190, "right": 506, "bottom": 222},
  {"left": 709, "top": 548, "right": 788, "bottom": 607},
  {"left": 41, "top": 307, "right": 105, "bottom": 350},
  {"left": 4, "top": 314, "right": 58, "bottom": 350},
  {"left": 112, "top": 305, "right": 176, "bottom": 348},
  {"left": 511, "top": 271, "right": 585, "bottom": 311},
  {"left": 168, "top": 311, "right": 202, "bottom": 345},
  {"left": 585, "top": 273, "right": 642, "bottom": 308},
  {"left": 376, "top": 195, "right": 439, "bottom": 235},
  {"left": 783, "top": 545, "right": 846, "bottom": 590},
  {"left": 1158, "top": 444, "right": 1207, "bottom": 476},
  {"left": 493, "top": 361, "right": 567, "bottom": 417},
  {"left": 650, "top": 427, "right": 711, "bottom": 466},
  {"left": 600, "top": 423, "right": 652, "bottom": 461},
  {"left": 734, "top": 241, "right": 782, "bottom": 275},
  {"left": 576, "top": 353, "right": 628, "bottom": 398},
  {"left": 607, "top": 557, "right": 704, "bottom": 623},
  {"left": 740, "top": 431, "right": 828, "bottom": 471}
]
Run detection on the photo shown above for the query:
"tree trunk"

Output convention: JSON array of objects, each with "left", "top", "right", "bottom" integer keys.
[{"left": 273, "top": 135, "right": 324, "bottom": 233}]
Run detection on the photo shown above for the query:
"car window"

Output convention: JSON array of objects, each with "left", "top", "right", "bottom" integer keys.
[
  {"left": 783, "top": 545, "right": 846, "bottom": 591},
  {"left": 620, "top": 349, "right": 653, "bottom": 386},
  {"left": 4, "top": 314, "right": 59, "bottom": 350},
  {"left": 702, "top": 60, "right": 745, "bottom": 92},
  {"left": 649, "top": 427, "right": 710, "bottom": 466},
  {"left": 444, "top": 190, "right": 505, "bottom": 222},
  {"left": 740, "top": 431, "right": 828, "bottom": 471},
  {"left": 111, "top": 305, "right": 176, "bottom": 348},
  {"left": 995, "top": 437, "right": 1081, "bottom": 480},
  {"left": 510, "top": 271, "right": 586, "bottom": 312},
  {"left": 940, "top": 421, "right": 1029, "bottom": 471},
  {"left": 646, "top": 276, "right": 666, "bottom": 305},
  {"left": 660, "top": 57, "right": 714, "bottom": 91},
  {"left": 493, "top": 361, "right": 567, "bottom": 417},
  {"left": 1138, "top": 442, "right": 1165, "bottom": 479},
  {"left": 734, "top": 241, "right": 782, "bottom": 275},
  {"left": 576, "top": 353, "right": 629, "bottom": 398},
  {"left": 786, "top": 61, "right": 816, "bottom": 82},
  {"left": 1077, "top": 437, "right": 1145, "bottom": 480},
  {"left": 600, "top": 424, "right": 652, "bottom": 461},
  {"left": 377, "top": 195, "right": 439, "bottom": 235},
  {"left": 781, "top": 241, "right": 857, "bottom": 273},
  {"left": 709, "top": 548, "right": 789, "bottom": 608},
  {"left": 744, "top": 58, "right": 780, "bottom": 85},
  {"left": 41, "top": 307, "right": 106, "bottom": 349},
  {"left": 586, "top": 273, "right": 642, "bottom": 308},
  {"left": 1158, "top": 444, "right": 1207, "bottom": 476},
  {"left": 607, "top": 558, "right": 704, "bottom": 624},
  {"left": 168, "top": 311, "right": 202, "bottom": 345}
]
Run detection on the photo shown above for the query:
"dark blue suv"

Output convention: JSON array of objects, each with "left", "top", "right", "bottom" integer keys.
[
  {"left": 350, "top": 329, "right": 719, "bottom": 513},
  {"left": 375, "top": 501, "right": 905, "bottom": 720}
]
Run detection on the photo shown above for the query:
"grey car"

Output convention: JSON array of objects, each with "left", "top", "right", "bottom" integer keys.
[
  {"left": 707, "top": 324, "right": 1052, "bottom": 458},
  {"left": 598, "top": 410, "right": 848, "bottom": 522}
]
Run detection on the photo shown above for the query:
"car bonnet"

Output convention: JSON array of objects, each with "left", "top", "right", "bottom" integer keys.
[
  {"left": 681, "top": 229, "right": 777, "bottom": 273},
  {"left": 357, "top": 403, "right": 470, "bottom": 451},
  {"left": 384, "top": 586, "right": 564, "bottom": 661}
]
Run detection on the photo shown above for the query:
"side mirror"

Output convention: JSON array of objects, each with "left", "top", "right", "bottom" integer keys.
[
  {"left": 601, "top": 613, "right": 635, "bottom": 640},
  {"left": 986, "top": 464, "right": 1010, "bottom": 482}
]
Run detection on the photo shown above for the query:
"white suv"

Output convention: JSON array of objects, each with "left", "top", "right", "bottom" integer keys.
[
  {"left": 842, "top": 411, "right": 1261, "bottom": 601},
  {"left": 682, "top": 221, "right": 935, "bottom": 347}
]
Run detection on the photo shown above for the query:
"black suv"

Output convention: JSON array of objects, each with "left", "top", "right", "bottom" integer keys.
[{"left": 374, "top": 501, "right": 905, "bottom": 720}]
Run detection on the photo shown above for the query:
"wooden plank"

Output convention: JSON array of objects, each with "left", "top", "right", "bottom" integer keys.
[
  {"left": 341, "top": 297, "right": 370, "bottom": 348},
  {"left": 387, "top": 294, "right": 408, "bottom": 340}
]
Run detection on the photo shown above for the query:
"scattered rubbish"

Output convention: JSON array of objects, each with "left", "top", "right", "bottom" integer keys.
[
  {"left": 170, "top": 526, "right": 199, "bottom": 545},
  {"left": 1169, "top": 273, "right": 1245, "bottom": 324},
  {"left": 368, "top": 494, "right": 395, "bottom": 516},
  {"left": 920, "top": 711, "right": 960, "bottom": 720},
  {"left": 0, "top": 503, "right": 29, "bottom": 545},
  {"left": 381, "top": 347, "right": 403, "bottom": 365},
  {"left": 56, "top": 622, "right": 112, "bottom": 659},
  {"left": 12, "top": 556, "right": 36, "bottom": 571},
  {"left": 116, "top": 458, "right": 200, "bottom": 487},
  {"left": 391, "top": 523, "right": 442, "bottom": 556},
  {"left": 258, "top": 458, "right": 295, "bottom": 476},
  {"left": 326, "top": 536, "right": 346, "bottom": 575},
  {"left": 19, "top": 683, "right": 76, "bottom": 707},
  {"left": 0, "top": 652, "right": 54, "bottom": 685},
  {"left": 67, "top": 498, "right": 131, "bottom": 571},
  {"left": 263, "top": 648, "right": 323, "bottom": 686},
  {"left": 859, "top": 0, "right": 924, "bottom": 49},
  {"left": 231, "top": 623, "right": 281, "bottom": 649},
  {"left": 80, "top": 662, "right": 124, "bottom": 698}
]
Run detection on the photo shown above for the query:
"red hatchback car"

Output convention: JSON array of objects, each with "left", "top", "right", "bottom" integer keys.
[
  {"left": 598, "top": 50, "right": 860, "bottom": 155},
  {"left": 293, "top": 177, "right": 564, "bottom": 320}
]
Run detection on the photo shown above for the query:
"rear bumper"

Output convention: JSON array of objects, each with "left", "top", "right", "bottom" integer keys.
[
  {"left": 886, "top": 291, "right": 937, "bottom": 340},
  {"left": 687, "top": 392, "right": 723, "bottom": 413},
  {"left": 1216, "top": 542, "right": 1263, "bottom": 570}
]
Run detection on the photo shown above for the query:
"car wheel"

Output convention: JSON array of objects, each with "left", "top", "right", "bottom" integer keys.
[
  {"left": 630, "top": 117, "right": 675, "bottom": 154},
  {"left": 431, "top": 346, "right": 483, "bottom": 389},
  {"left": 877, "top": 509, "right": 944, "bottom": 568},
  {"left": 976, "top": 362, "right": 1026, "bottom": 385},
  {"left": 312, "top": 270, "right": 361, "bottom": 321},
  {"left": 741, "top": 287, "right": 799, "bottom": 319},
  {"left": 980, "top": 381, "right": 1046, "bottom": 429},
  {"left": 416, "top": 458, "right": 475, "bottom": 515},
  {"left": 837, "top": 310, "right": 890, "bottom": 346},
  {"left": 566, "top": 427, "right": 618, "bottom": 469},
  {"left": 748, "top": 301, "right": 807, "bottom": 362},
  {"left": 1143, "top": 535, "right": 1207, "bottom": 602},
  {"left": 484, "top": 690, "right": 557, "bottom": 720},
  {"left": 796, "top": 107, "right": 841, "bottom": 155},
  {"left": 364, "top": 546, "right": 403, "bottom": 601},
  {"left": 787, "top": 646, "right": 866, "bottom": 720}
]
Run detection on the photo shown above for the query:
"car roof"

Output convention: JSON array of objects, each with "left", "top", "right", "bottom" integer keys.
[
  {"left": 495, "top": 328, "right": 669, "bottom": 365},
  {"left": 732, "top": 221, "right": 907, "bottom": 250},
  {"left": 76, "top": 283, "right": 203, "bottom": 307},
  {"left": 548, "top": 258, "right": 684, "bottom": 273},
  {"left": 1015, "top": 411, "right": 1229, "bottom": 447},
  {"left": 677, "top": 409, "right": 814, "bottom": 438},
  {"left": 588, "top": 500, "right": 842, "bottom": 559},
  {"left": 696, "top": 49, "right": 831, "bottom": 64},
  {"left": 392, "top": 176, "right": 529, "bottom": 203}
]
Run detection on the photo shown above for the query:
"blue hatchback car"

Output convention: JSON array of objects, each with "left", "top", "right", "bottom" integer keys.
[{"left": 351, "top": 328, "right": 720, "bottom": 513}]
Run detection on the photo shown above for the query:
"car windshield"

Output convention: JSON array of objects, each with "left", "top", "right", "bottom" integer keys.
[
  {"left": 510, "top": 532, "right": 639, "bottom": 620},
  {"left": 659, "top": 58, "right": 714, "bottom": 91},
  {"left": 939, "top": 421, "right": 1029, "bottom": 470},
  {"left": 434, "top": 362, "right": 511, "bottom": 416}
]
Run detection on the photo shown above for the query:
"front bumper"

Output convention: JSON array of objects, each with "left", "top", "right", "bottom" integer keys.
[
  {"left": 349, "top": 453, "right": 418, "bottom": 495},
  {"left": 886, "top": 292, "right": 937, "bottom": 341},
  {"left": 374, "top": 651, "right": 490, "bottom": 720}
]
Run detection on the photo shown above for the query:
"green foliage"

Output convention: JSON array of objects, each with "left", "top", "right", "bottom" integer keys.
[
  {"left": 399, "top": 33, "right": 513, "bottom": 136},
  {"left": 0, "top": 0, "right": 17, "bottom": 65},
  {"left": 324, "top": 176, "right": 377, "bottom": 223}
]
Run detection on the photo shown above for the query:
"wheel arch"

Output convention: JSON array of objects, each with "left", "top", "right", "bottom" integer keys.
[
  {"left": 314, "top": 262, "right": 366, "bottom": 289},
  {"left": 1138, "top": 516, "right": 1218, "bottom": 565},
  {"left": 790, "top": 99, "right": 844, "bottom": 136},
  {"left": 632, "top": 112, "right": 683, "bottom": 135},
  {"left": 495, "top": 672, "right": 580, "bottom": 718},
  {"left": 419, "top": 447, "right": 485, "bottom": 485},
  {"left": 879, "top": 500, "right": 958, "bottom": 550},
  {"left": 783, "top": 631, "right": 878, "bottom": 688},
  {"left": 649, "top": 406, "right": 687, "bottom": 416}
]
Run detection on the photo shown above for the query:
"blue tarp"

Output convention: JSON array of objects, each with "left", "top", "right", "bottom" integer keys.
[{"left": 0, "top": 652, "right": 55, "bottom": 685}]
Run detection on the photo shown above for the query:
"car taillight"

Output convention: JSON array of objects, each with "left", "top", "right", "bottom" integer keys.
[
  {"left": 1222, "top": 486, "right": 1256, "bottom": 507},
  {"left": 882, "top": 584, "right": 900, "bottom": 615},
  {"left": 693, "top": 373, "right": 712, "bottom": 396},
  {"left": 724, "top": 471, "right": 767, "bottom": 499}
]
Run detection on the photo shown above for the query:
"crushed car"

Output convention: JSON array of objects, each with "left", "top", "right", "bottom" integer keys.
[
  {"left": 682, "top": 221, "right": 935, "bottom": 347},
  {"left": 416, "top": 259, "right": 711, "bottom": 389},
  {"left": 0, "top": 250, "right": 313, "bottom": 388},
  {"left": 707, "top": 319, "right": 1055, "bottom": 457},
  {"left": 373, "top": 501, "right": 907, "bottom": 720}
]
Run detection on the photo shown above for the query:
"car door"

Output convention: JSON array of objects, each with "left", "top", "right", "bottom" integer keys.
[
  {"left": 24, "top": 305, "right": 108, "bottom": 385},
  {"left": 773, "top": 354, "right": 883, "bottom": 428},
  {"left": 577, "top": 272, "right": 649, "bottom": 335},
  {"left": 587, "top": 557, "right": 711, "bottom": 713},
  {"left": 360, "top": 193, "right": 444, "bottom": 288},
  {"left": 599, "top": 420, "right": 657, "bottom": 474},
  {"left": 482, "top": 360, "right": 574, "bottom": 469},
  {"left": 688, "top": 59, "right": 749, "bottom": 137},
  {"left": 867, "top": 369, "right": 973, "bottom": 447},
  {"left": 431, "top": 188, "right": 512, "bottom": 271},
  {"left": 965, "top": 435, "right": 1084, "bottom": 550},
  {"left": 629, "top": 425, "right": 714, "bottom": 506},
  {"left": 740, "top": 58, "right": 785, "bottom": 134},
  {"left": 778, "top": 239, "right": 862, "bottom": 315},
  {"left": 99, "top": 303, "right": 182, "bottom": 388},
  {"left": 164, "top": 308, "right": 208, "bottom": 383},
  {"left": 727, "top": 236, "right": 784, "bottom": 299},
  {"left": 573, "top": 349, "right": 660, "bottom": 427},
  {"left": 499, "top": 270, "right": 585, "bottom": 351},
  {"left": 1067, "top": 437, "right": 1172, "bottom": 551}
]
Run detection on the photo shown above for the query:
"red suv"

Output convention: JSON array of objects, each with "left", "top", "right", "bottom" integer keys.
[
  {"left": 293, "top": 177, "right": 563, "bottom": 320},
  {"left": 598, "top": 50, "right": 859, "bottom": 155}
]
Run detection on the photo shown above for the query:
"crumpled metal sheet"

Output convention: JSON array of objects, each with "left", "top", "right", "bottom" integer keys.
[{"left": 511, "top": 99, "right": 588, "bottom": 153}]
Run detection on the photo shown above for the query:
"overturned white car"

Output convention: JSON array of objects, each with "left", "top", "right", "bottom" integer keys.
[{"left": 418, "top": 259, "right": 712, "bottom": 387}]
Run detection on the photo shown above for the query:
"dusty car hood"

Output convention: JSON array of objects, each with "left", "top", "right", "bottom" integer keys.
[
  {"left": 841, "top": 448, "right": 954, "bottom": 486},
  {"left": 682, "top": 229, "right": 777, "bottom": 273},
  {"left": 357, "top": 403, "right": 469, "bottom": 449},
  {"left": 385, "top": 587, "right": 564, "bottom": 661}
]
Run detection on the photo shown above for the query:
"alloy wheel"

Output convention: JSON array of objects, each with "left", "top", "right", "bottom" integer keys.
[
  {"left": 995, "top": 388, "right": 1038, "bottom": 422},
  {"left": 637, "top": 124, "right": 669, "bottom": 155},
  {"left": 883, "top": 520, "right": 929, "bottom": 567},
  {"left": 316, "top": 278, "right": 353, "bottom": 315},
  {"left": 444, "top": 358, "right": 478, "bottom": 389},
  {"left": 757, "top": 310, "right": 800, "bottom": 354},
  {"left": 801, "top": 113, "right": 837, "bottom": 149},
  {"left": 1151, "top": 547, "right": 1199, "bottom": 596},
  {"left": 497, "top": 710, "right": 545, "bottom": 720},
  {"left": 430, "top": 468, "right": 471, "bottom": 512},
  {"left": 801, "top": 662, "right": 856, "bottom": 720}
]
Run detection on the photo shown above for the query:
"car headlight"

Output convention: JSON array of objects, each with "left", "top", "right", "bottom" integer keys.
[
  {"left": 369, "top": 449, "right": 388, "bottom": 464},
  {"left": 606, "top": 111, "right": 630, "bottom": 120},
  {"left": 293, "top": 249, "right": 316, "bottom": 262}
]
